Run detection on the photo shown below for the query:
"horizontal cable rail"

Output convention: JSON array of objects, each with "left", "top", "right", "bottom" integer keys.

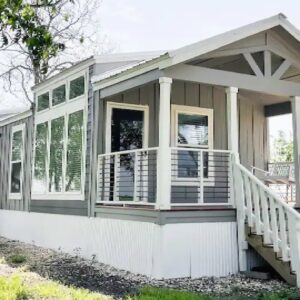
[
  {"left": 171, "top": 147, "right": 232, "bottom": 205},
  {"left": 97, "top": 147, "right": 158, "bottom": 205},
  {"left": 233, "top": 158, "right": 300, "bottom": 283}
]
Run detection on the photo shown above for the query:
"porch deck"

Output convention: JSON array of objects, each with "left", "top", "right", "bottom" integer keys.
[{"left": 96, "top": 148, "right": 233, "bottom": 209}]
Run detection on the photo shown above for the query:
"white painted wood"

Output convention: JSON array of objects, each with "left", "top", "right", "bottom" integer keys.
[
  {"left": 0, "top": 110, "right": 32, "bottom": 128},
  {"left": 156, "top": 77, "right": 172, "bottom": 209},
  {"left": 133, "top": 152, "right": 139, "bottom": 201},
  {"left": 278, "top": 205, "right": 289, "bottom": 261},
  {"left": 269, "top": 196, "right": 279, "bottom": 252},
  {"left": 272, "top": 60, "right": 291, "bottom": 80},
  {"left": 105, "top": 102, "right": 149, "bottom": 153},
  {"left": 259, "top": 188, "right": 271, "bottom": 244},
  {"left": 252, "top": 183, "right": 262, "bottom": 235},
  {"left": 226, "top": 87, "right": 239, "bottom": 155},
  {"left": 0, "top": 210, "right": 239, "bottom": 279},
  {"left": 291, "top": 97, "right": 300, "bottom": 207},
  {"left": 243, "top": 53, "right": 264, "bottom": 77},
  {"left": 165, "top": 64, "right": 300, "bottom": 97},
  {"left": 264, "top": 51, "right": 272, "bottom": 78},
  {"left": 233, "top": 160, "right": 247, "bottom": 271}
]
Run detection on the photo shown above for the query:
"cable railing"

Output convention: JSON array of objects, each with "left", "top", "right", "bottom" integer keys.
[{"left": 97, "top": 147, "right": 233, "bottom": 206}]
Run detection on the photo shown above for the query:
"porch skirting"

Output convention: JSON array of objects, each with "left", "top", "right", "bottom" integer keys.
[{"left": 0, "top": 210, "right": 239, "bottom": 279}]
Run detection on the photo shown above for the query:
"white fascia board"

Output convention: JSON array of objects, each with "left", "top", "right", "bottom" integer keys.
[
  {"left": 32, "top": 57, "right": 95, "bottom": 94},
  {"left": 0, "top": 110, "right": 32, "bottom": 128},
  {"left": 94, "top": 50, "right": 166, "bottom": 64},
  {"left": 167, "top": 14, "right": 293, "bottom": 66}
]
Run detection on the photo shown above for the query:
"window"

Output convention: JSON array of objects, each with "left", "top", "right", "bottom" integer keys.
[
  {"left": 37, "top": 92, "right": 50, "bottom": 112},
  {"left": 9, "top": 124, "right": 25, "bottom": 199},
  {"left": 32, "top": 122, "right": 48, "bottom": 194},
  {"left": 52, "top": 84, "right": 66, "bottom": 106},
  {"left": 69, "top": 76, "right": 85, "bottom": 99},
  {"left": 171, "top": 105, "right": 213, "bottom": 180},
  {"left": 33, "top": 109, "right": 85, "bottom": 199}
]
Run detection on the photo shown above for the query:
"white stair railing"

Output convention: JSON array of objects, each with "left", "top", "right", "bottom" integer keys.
[{"left": 232, "top": 155, "right": 300, "bottom": 286}]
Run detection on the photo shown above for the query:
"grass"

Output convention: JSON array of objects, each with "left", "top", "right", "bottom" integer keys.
[
  {"left": 127, "top": 287, "right": 300, "bottom": 300},
  {"left": 126, "top": 288, "right": 212, "bottom": 300},
  {"left": 0, "top": 274, "right": 110, "bottom": 300}
]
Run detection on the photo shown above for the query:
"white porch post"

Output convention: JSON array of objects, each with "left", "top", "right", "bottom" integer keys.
[
  {"left": 226, "top": 87, "right": 239, "bottom": 156},
  {"left": 156, "top": 77, "right": 172, "bottom": 209},
  {"left": 291, "top": 96, "right": 300, "bottom": 207}
]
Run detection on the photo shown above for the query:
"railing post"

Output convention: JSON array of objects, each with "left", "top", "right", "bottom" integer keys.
[
  {"left": 288, "top": 216, "right": 300, "bottom": 286},
  {"left": 232, "top": 159, "right": 248, "bottom": 272},
  {"left": 156, "top": 77, "right": 172, "bottom": 209},
  {"left": 291, "top": 96, "right": 300, "bottom": 207}
]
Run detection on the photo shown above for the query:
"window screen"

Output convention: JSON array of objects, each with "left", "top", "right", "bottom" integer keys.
[
  {"left": 33, "top": 122, "right": 48, "bottom": 194},
  {"left": 37, "top": 92, "right": 50, "bottom": 112},
  {"left": 69, "top": 76, "right": 85, "bottom": 99},
  {"left": 65, "top": 110, "right": 83, "bottom": 192},
  {"left": 49, "top": 117, "right": 64, "bottom": 192},
  {"left": 178, "top": 113, "right": 208, "bottom": 146},
  {"left": 52, "top": 84, "right": 66, "bottom": 106},
  {"left": 10, "top": 130, "right": 23, "bottom": 194}
]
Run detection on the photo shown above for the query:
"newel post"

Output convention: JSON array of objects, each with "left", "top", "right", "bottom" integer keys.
[
  {"left": 156, "top": 77, "right": 172, "bottom": 209},
  {"left": 291, "top": 96, "right": 300, "bottom": 208}
]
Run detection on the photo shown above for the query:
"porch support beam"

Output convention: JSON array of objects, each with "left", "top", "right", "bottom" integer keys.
[
  {"left": 226, "top": 87, "right": 239, "bottom": 155},
  {"left": 156, "top": 77, "right": 172, "bottom": 209},
  {"left": 243, "top": 53, "right": 263, "bottom": 77},
  {"left": 291, "top": 96, "right": 300, "bottom": 207},
  {"left": 165, "top": 64, "right": 300, "bottom": 97}
]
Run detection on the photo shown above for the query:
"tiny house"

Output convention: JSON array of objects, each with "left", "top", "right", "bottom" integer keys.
[{"left": 2, "top": 14, "right": 300, "bottom": 284}]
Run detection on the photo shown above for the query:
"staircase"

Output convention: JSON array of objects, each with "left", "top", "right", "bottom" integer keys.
[{"left": 232, "top": 156, "right": 300, "bottom": 286}]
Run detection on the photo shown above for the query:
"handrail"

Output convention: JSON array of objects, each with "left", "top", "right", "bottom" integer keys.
[
  {"left": 170, "top": 146, "right": 233, "bottom": 154},
  {"left": 236, "top": 161, "right": 299, "bottom": 219}
]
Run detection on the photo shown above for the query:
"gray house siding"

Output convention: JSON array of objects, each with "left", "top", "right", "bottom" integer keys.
[{"left": 0, "top": 115, "right": 33, "bottom": 211}]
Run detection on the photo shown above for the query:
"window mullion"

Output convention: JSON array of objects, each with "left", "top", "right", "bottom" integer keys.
[
  {"left": 46, "top": 120, "right": 51, "bottom": 195},
  {"left": 62, "top": 114, "right": 68, "bottom": 193}
]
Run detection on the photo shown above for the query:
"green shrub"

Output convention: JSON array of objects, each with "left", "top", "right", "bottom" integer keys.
[{"left": 7, "top": 254, "right": 27, "bottom": 264}]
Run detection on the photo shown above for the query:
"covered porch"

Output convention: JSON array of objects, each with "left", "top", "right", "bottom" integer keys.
[{"left": 91, "top": 23, "right": 300, "bottom": 212}]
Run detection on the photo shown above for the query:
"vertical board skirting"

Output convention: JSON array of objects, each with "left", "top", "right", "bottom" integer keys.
[{"left": 0, "top": 210, "right": 239, "bottom": 279}]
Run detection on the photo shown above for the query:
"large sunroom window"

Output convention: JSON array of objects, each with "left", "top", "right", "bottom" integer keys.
[
  {"left": 33, "top": 73, "right": 86, "bottom": 200},
  {"left": 9, "top": 124, "right": 25, "bottom": 199},
  {"left": 32, "top": 110, "right": 85, "bottom": 199}
]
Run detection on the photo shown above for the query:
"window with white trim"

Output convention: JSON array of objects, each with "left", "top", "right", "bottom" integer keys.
[
  {"left": 9, "top": 124, "right": 25, "bottom": 199},
  {"left": 33, "top": 73, "right": 86, "bottom": 200},
  {"left": 171, "top": 105, "right": 213, "bottom": 179}
]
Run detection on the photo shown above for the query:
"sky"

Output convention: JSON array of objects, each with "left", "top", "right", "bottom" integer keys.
[{"left": 1, "top": 0, "right": 299, "bottom": 137}]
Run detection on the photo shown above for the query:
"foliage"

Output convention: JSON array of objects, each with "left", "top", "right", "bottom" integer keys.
[
  {"left": 7, "top": 254, "right": 27, "bottom": 264},
  {"left": 0, "top": 0, "right": 105, "bottom": 103},
  {"left": 271, "top": 130, "right": 293, "bottom": 162},
  {"left": 126, "top": 288, "right": 212, "bottom": 300},
  {"left": 0, "top": 274, "right": 109, "bottom": 300}
]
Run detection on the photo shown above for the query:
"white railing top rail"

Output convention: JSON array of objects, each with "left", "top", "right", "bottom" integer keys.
[
  {"left": 98, "top": 147, "right": 159, "bottom": 158},
  {"left": 268, "top": 161, "right": 294, "bottom": 165},
  {"left": 170, "top": 147, "right": 233, "bottom": 154},
  {"left": 236, "top": 160, "right": 300, "bottom": 220}
]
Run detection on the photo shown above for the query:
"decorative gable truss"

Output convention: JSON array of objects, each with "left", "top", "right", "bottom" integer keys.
[{"left": 193, "top": 31, "right": 300, "bottom": 83}]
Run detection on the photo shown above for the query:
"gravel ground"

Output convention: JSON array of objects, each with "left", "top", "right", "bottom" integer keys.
[{"left": 0, "top": 237, "right": 295, "bottom": 299}]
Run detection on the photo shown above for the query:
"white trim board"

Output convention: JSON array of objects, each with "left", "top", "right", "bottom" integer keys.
[
  {"left": 105, "top": 102, "right": 149, "bottom": 153},
  {"left": 0, "top": 110, "right": 32, "bottom": 128}
]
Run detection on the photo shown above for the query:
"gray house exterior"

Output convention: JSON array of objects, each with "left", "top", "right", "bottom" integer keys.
[{"left": 1, "top": 14, "right": 300, "bottom": 283}]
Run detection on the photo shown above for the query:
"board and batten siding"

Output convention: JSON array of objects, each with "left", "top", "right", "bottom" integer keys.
[
  {"left": 0, "top": 115, "right": 33, "bottom": 211},
  {"left": 30, "top": 65, "right": 94, "bottom": 216}
]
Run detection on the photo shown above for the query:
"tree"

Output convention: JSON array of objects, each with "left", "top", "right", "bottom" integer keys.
[
  {"left": 271, "top": 130, "right": 293, "bottom": 162},
  {"left": 0, "top": 0, "right": 108, "bottom": 104}
]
